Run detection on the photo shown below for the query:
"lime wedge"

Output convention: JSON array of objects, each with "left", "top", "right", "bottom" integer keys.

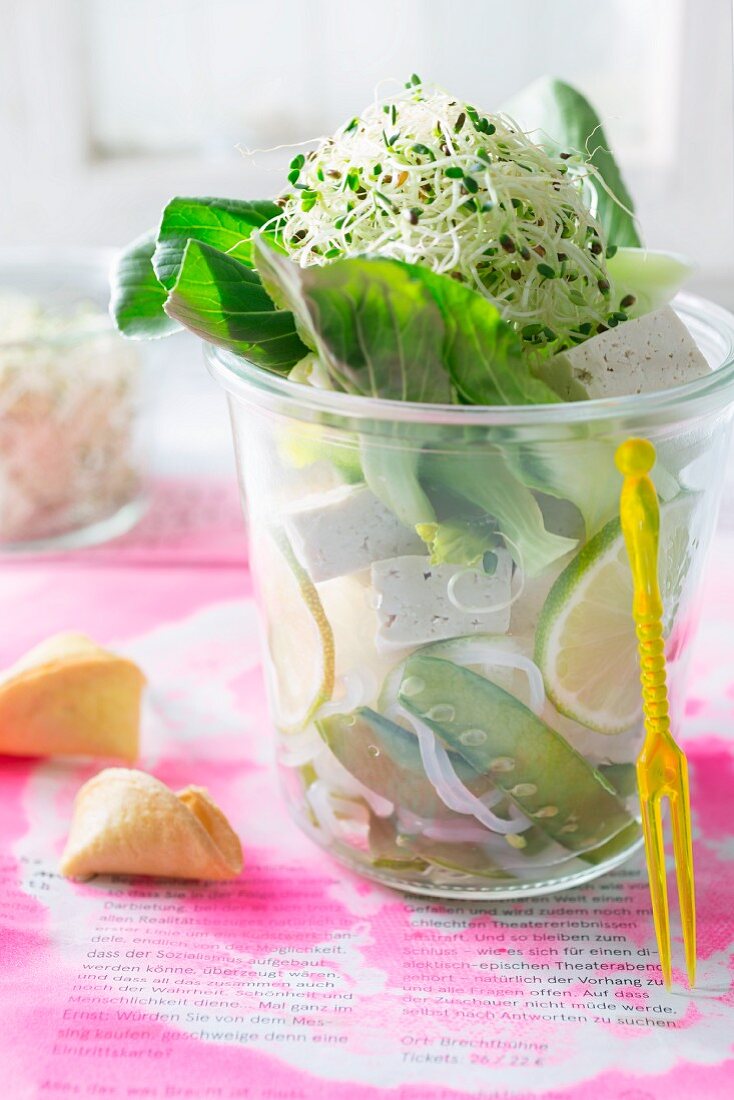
[
  {"left": 606, "top": 248, "right": 693, "bottom": 318},
  {"left": 258, "top": 528, "right": 335, "bottom": 733},
  {"left": 535, "top": 496, "right": 692, "bottom": 734}
]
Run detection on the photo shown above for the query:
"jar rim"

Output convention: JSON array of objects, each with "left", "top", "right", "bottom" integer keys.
[{"left": 206, "top": 292, "right": 734, "bottom": 427}]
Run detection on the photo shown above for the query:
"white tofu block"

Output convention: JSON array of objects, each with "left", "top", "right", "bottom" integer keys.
[
  {"left": 554, "top": 307, "right": 709, "bottom": 399},
  {"left": 286, "top": 485, "right": 424, "bottom": 582},
  {"left": 371, "top": 552, "right": 512, "bottom": 648}
]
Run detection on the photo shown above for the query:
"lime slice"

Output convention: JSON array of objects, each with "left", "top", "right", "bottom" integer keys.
[
  {"left": 606, "top": 248, "right": 693, "bottom": 318},
  {"left": 535, "top": 496, "right": 693, "bottom": 734},
  {"left": 258, "top": 528, "right": 335, "bottom": 733}
]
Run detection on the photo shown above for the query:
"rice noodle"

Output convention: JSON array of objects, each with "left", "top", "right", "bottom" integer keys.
[
  {"left": 398, "top": 807, "right": 503, "bottom": 844},
  {"left": 314, "top": 668, "right": 377, "bottom": 719},
  {"left": 446, "top": 532, "right": 525, "bottom": 615},
  {"left": 399, "top": 708, "right": 530, "bottom": 835},
  {"left": 423, "top": 638, "right": 545, "bottom": 715},
  {"left": 307, "top": 780, "right": 345, "bottom": 837},
  {"left": 307, "top": 780, "right": 370, "bottom": 840},
  {"left": 279, "top": 726, "right": 324, "bottom": 767},
  {"left": 311, "top": 745, "right": 395, "bottom": 818}
]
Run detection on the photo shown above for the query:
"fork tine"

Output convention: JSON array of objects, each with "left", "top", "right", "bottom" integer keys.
[
  {"left": 669, "top": 754, "right": 697, "bottom": 989},
  {"left": 638, "top": 785, "right": 672, "bottom": 988},
  {"left": 618, "top": 439, "right": 698, "bottom": 988}
]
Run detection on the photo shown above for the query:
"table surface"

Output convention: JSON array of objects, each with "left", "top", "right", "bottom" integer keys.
[{"left": 1, "top": 476, "right": 733, "bottom": 1100}]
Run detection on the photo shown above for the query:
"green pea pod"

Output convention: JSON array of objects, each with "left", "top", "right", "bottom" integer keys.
[
  {"left": 398, "top": 655, "right": 639, "bottom": 855},
  {"left": 598, "top": 762, "right": 638, "bottom": 800},
  {"left": 319, "top": 707, "right": 550, "bottom": 860},
  {"left": 318, "top": 707, "right": 495, "bottom": 820},
  {"left": 368, "top": 813, "right": 513, "bottom": 881},
  {"left": 367, "top": 813, "right": 431, "bottom": 873},
  {"left": 402, "top": 833, "right": 515, "bottom": 880}
]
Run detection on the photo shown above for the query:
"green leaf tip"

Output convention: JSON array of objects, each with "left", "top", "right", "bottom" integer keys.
[
  {"left": 254, "top": 239, "right": 559, "bottom": 406},
  {"left": 153, "top": 196, "right": 282, "bottom": 290},
  {"left": 502, "top": 77, "right": 642, "bottom": 249},
  {"left": 109, "top": 229, "right": 182, "bottom": 339},
  {"left": 164, "top": 238, "right": 307, "bottom": 372},
  {"left": 417, "top": 518, "right": 502, "bottom": 568}
]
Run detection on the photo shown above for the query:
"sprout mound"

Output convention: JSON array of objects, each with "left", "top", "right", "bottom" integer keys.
[{"left": 276, "top": 81, "right": 625, "bottom": 351}]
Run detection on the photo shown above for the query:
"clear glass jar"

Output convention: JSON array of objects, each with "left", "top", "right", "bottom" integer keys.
[
  {"left": 208, "top": 294, "right": 734, "bottom": 899},
  {"left": 0, "top": 249, "right": 147, "bottom": 550}
]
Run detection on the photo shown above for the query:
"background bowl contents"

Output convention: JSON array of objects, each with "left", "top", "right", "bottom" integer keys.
[{"left": 0, "top": 250, "right": 146, "bottom": 550}]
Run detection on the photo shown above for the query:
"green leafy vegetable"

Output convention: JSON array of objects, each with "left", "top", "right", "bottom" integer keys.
[
  {"left": 110, "top": 230, "right": 181, "bottom": 339},
  {"left": 503, "top": 78, "right": 641, "bottom": 248},
  {"left": 164, "top": 240, "right": 307, "bottom": 372},
  {"left": 255, "top": 241, "right": 454, "bottom": 402},
  {"left": 504, "top": 439, "right": 622, "bottom": 539},
  {"left": 278, "top": 423, "right": 364, "bottom": 484},
  {"left": 531, "top": 354, "right": 590, "bottom": 402},
  {"left": 423, "top": 450, "right": 577, "bottom": 577},
  {"left": 360, "top": 438, "right": 507, "bottom": 567},
  {"left": 411, "top": 268, "right": 561, "bottom": 405},
  {"left": 505, "top": 437, "right": 679, "bottom": 539},
  {"left": 288, "top": 352, "right": 333, "bottom": 389},
  {"left": 417, "top": 517, "right": 501, "bottom": 568},
  {"left": 256, "top": 241, "right": 559, "bottom": 404},
  {"left": 360, "top": 438, "right": 436, "bottom": 527},
  {"left": 110, "top": 199, "right": 282, "bottom": 340},
  {"left": 153, "top": 196, "right": 282, "bottom": 289}
]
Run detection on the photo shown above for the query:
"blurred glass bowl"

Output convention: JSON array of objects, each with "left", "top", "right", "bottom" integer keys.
[{"left": 0, "top": 248, "right": 148, "bottom": 551}]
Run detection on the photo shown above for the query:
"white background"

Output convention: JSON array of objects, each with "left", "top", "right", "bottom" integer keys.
[{"left": 1, "top": 0, "right": 733, "bottom": 475}]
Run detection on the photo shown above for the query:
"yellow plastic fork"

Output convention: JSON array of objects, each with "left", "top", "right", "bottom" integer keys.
[{"left": 615, "top": 438, "right": 696, "bottom": 989}]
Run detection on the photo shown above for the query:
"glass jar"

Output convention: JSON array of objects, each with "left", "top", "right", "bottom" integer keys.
[
  {"left": 0, "top": 249, "right": 147, "bottom": 550},
  {"left": 207, "top": 294, "right": 734, "bottom": 899}
]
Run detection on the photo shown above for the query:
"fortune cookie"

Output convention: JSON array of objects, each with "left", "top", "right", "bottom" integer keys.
[
  {"left": 60, "top": 768, "right": 243, "bottom": 881},
  {"left": 0, "top": 632, "right": 144, "bottom": 760}
]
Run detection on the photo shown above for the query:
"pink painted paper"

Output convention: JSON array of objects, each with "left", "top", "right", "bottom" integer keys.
[{"left": 1, "top": 501, "right": 733, "bottom": 1100}]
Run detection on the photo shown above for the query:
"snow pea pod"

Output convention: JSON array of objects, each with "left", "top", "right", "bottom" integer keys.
[
  {"left": 320, "top": 707, "right": 550, "bottom": 858},
  {"left": 598, "top": 762, "right": 638, "bottom": 799},
  {"left": 398, "top": 655, "right": 639, "bottom": 855},
  {"left": 368, "top": 813, "right": 513, "bottom": 881},
  {"left": 318, "top": 706, "right": 495, "bottom": 819},
  {"left": 421, "top": 449, "right": 577, "bottom": 577},
  {"left": 367, "top": 813, "right": 431, "bottom": 873}
]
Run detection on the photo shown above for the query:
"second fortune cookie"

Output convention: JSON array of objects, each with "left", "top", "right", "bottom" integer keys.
[{"left": 60, "top": 768, "right": 244, "bottom": 882}]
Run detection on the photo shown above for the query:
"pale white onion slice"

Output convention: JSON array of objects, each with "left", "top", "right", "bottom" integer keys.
[
  {"left": 421, "top": 639, "right": 545, "bottom": 715},
  {"left": 400, "top": 709, "right": 530, "bottom": 835},
  {"left": 315, "top": 668, "right": 378, "bottom": 720},
  {"left": 446, "top": 533, "right": 525, "bottom": 615}
]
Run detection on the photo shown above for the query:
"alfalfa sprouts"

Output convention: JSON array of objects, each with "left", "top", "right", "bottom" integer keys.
[{"left": 274, "top": 78, "right": 629, "bottom": 352}]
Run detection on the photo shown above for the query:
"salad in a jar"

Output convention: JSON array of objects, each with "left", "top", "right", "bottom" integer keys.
[{"left": 111, "top": 77, "right": 718, "bottom": 894}]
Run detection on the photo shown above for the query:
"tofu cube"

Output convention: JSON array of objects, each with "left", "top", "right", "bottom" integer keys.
[
  {"left": 549, "top": 307, "right": 709, "bottom": 400},
  {"left": 371, "top": 552, "right": 512, "bottom": 648},
  {"left": 286, "top": 485, "right": 424, "bottom": 582}
]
